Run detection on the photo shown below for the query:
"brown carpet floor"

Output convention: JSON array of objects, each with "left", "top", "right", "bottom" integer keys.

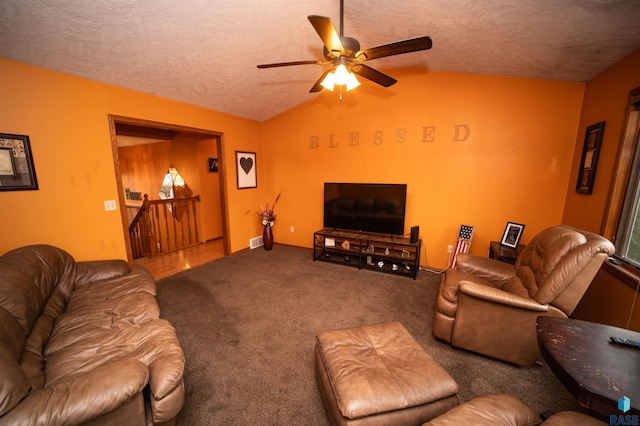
[{"left": 156, "top": 244, "right": 582, "bottom": 425}]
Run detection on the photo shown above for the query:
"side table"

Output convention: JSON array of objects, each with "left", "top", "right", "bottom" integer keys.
[
  {"left": 536, "top": 316, "right": 640, "bottom": 421},
  {"left": 489, "top": 241, "right": 525, "bottom": 264}
]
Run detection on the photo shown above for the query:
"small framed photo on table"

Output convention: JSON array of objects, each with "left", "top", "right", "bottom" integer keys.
[{"left": 500, "top": 222, "right": 525, "bottom": 248}]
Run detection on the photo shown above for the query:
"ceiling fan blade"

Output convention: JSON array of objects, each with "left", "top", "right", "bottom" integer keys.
[
  {"left": 352, "top": 65, "right": 397, "bottom": 87},
  {"left": 355, "top": 36, "right": 432, "bottom": 61},
  {"left": 310, "top": 69, "right": 333, "bottom": 93},
  {"left": 308, "top": 15, "right": 344, "bottom": 57},
  {"left": 257, "top": 60, "right": 323, "bottom": 69}
]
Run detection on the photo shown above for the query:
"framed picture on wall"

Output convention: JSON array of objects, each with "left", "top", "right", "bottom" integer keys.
[
  {"left": 0, "top": 133, "right": 39, "bottom": 191},
  {"left": 208, "top": 158, "right": 218, "bottom": 172},
  {"left": 500, "top": 222, "right": 525, "bottom": 248},
  {"left": 236, "top": 151, "right": 256, "bottom": 189},
  {"left": 576, "top": 121, "right": 605, "bottom": 194}
]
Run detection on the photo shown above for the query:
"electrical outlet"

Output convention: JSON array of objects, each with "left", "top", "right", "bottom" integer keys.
[
  {"left": 447, "top": 245, "right": 453, "bottom": 253},
  {"left": 290, "top": 226, "right": 295, "bottom": 233},
  {"left": 104, "top": 200, "right": 117, "bottom": 211}
]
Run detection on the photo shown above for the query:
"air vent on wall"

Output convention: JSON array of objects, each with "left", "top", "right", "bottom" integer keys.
[{"left": 250, "top": 236, "right": 264, "bottom": 249}]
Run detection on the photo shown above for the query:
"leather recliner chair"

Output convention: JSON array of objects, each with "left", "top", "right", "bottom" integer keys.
[{"left": 432, "top": 225, "right": 615, "bottom": 366}]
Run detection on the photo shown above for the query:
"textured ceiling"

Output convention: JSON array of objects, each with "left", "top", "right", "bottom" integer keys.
[{"left": 2, "top": 0, "right": 640, "bottom": 122}]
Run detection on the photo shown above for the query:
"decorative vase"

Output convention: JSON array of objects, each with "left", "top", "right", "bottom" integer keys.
[{"left": 263, "top": 225, "right": 273, "bottom": 250}]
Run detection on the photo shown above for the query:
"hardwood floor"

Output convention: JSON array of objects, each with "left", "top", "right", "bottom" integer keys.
[{"left": 134, "top": 239, "right": 225, "bottom": 280}]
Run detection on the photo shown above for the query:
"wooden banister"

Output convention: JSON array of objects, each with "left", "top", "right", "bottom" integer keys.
[{"left": 129, "top": 194, "right": 201, "bottom": 259}]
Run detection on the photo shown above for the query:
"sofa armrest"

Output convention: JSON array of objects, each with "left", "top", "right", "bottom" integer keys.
[
  {"left": 459, "top": 282, "right": 549, "bottom": 312},
  {"left": 0, "top": 359, "right": 149, "bottom": 425},
  {"left": 75, "top": 260, "right": 130, "bottom": 287},
  {"left": 146, "top": 322, "right": 186, "bottom": 423},
  {"left": 455, "top": 254, "right": 516, "bottom": 284}
]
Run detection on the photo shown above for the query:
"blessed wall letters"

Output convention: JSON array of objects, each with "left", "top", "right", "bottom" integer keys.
[{"left": 308, "top": 124, "right": 470, "bottom": 149}]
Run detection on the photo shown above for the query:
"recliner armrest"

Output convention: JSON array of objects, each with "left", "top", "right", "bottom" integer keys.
[
  {"left": 456, "top": 254, "right": 516, "bottom": 283},
  {"left": 459, "top": 281, "right": 549, "bottom": 312}
]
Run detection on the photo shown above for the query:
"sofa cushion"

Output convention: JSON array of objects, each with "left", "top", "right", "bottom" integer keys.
[
  {"left": 516, "top": 228, "right": 587, "bottom": 303},
  {"left": 45, "top": 269, "right": 160, "bottom": 357},
  {"left": 0, "top": 304, "right": 26, "bottom": 361},
  {"left": 74, "top": 260, "right": 131, "bottom": 287},
  {"left": 0, "top": 307, "right": 31, "bottom": 417},
  {"left": 501, "top": 277, "right": 529, "bottom": 298},
  {"left": 0, "top": 245, "right": 76, "bottom": 303},
  {"left": 543, "top": 411, "right": 607, "bottom": 425},
  {"left": 0, "top": 347, "right": 31, "bottom": 416},
  {"left": 0, "top": 267, "right": 43, "bottom": 335},
  {"left": 423, "top": 394, "right": 539, "bottom": 426}
]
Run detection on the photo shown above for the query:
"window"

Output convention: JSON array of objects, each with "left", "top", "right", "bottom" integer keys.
[{"left": 611, "top": 88, "right": 640, "bottom": 267}]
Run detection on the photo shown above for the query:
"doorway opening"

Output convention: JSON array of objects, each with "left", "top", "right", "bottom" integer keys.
[{"left": 108, "top": 115, "right": 231, "bottom": 265}]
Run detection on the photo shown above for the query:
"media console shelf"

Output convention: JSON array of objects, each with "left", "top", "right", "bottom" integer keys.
[{"left": 313, "top": 228, "right": 421, "bottom": 279}]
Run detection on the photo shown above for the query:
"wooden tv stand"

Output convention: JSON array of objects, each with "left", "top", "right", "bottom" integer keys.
[{"left": 313, "top": 228, "right": 421, "bottom": 279}]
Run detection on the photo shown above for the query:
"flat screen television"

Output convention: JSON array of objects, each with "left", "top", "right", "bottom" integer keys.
[{"left": 323, "top": 183, "right": 407, "bottom": 236}]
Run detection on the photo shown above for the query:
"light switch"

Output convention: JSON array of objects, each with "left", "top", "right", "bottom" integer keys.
[{"left": 104, "top": 200, "right": 117, "bottom": 211}]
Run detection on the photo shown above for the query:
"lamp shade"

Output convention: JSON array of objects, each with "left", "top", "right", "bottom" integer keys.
[{"left": 320, "top": 64, "right": 360, "bottom": 92}]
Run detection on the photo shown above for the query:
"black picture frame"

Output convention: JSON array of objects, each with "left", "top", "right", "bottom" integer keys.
[
  {"left": 235, "top": 151, "right": 256, "bottom": 189},
  {"left": 576, "top": 121, "right": 605, "bottom": 194},
  {"left": 208, "top": 158, "right": 218, "bottom": 172},
  {"left": 500, "top": 222, "right": 525, "bottom": 249},
  {"left": 0, "top": 133, "right": 38, "bottom": 191}
]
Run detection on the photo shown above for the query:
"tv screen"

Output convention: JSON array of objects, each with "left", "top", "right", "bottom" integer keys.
[{"left": 323, "top": 183, "right": 407, "bottom": 236}]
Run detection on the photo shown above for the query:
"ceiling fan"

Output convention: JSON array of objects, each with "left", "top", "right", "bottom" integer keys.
[{"left": 257, "top": 0, "right": 432, "bottom": 95}]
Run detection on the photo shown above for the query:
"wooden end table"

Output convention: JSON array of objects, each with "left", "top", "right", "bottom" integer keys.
[
  {"left": 536, "top": 316, "right": 640, "bottom": 421},
  {"left": 488, "top": 241, "right": 525, "bottom": 264}
]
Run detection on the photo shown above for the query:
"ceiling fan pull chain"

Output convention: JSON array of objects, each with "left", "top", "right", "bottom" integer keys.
[{"left": 340, "top": 0, "right": 344, "bottom": 37}]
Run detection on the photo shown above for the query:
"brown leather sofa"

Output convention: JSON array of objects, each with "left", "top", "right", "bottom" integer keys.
[
  {"left": 422, "top": 393, "right": 607, "bottom": 425},
  {"left": 0, "top": 245, "right": 185, "bottom": 425},
  {"left": 433, "top": 225, "right": 615, "bottom": 366}
]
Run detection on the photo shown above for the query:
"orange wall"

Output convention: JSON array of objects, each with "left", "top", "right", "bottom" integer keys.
[
  {"left": 0, "top": 58, "right": 596, "bottom": 268},
  {"left": 562, "top": 47, "right": 640, "bottom": 232},
  {"left": 263, "top": 68, "right": 585, "bottom": 268},
  {"left": 0, "top": 58, "right": 263, "bottom": 260},
  {"left": 197, "top": 138, "right": 224, "bottom": 240},
  {"left": 564, "top": 48, "right": 640, "bottom": 329}
]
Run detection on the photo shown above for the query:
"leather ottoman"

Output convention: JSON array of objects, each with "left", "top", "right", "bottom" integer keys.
[{"left": 315, "top": 321, "right": 459, "bottom": 426}]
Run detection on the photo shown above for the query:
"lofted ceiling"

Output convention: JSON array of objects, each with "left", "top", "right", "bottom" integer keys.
[{"left": 1, "top": 0, "right": 640, "bottom": 122}]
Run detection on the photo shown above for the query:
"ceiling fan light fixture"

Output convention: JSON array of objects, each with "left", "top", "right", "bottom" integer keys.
[
  {"left": 345, "top": 72, "right": 361, "bottom": 91},
  {"left": 320, "top": 64, "right": 360, "bottom": 92},
  {"left": 320, "top": 72, "right": 336, "bottom": 91},
  {"left": 333, "top": 64, "right": 350, "bottom": 85},
  {"left": 258, "top": 10, "right": 433, "bottom": 96}
]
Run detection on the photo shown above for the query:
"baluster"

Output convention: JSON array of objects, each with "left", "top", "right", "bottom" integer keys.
[
  {"left": 139, "top": 195, "right": 153, "bottom": 257},
  {"left": 193, "top": 198, "right": 200, "bottom": 244}
]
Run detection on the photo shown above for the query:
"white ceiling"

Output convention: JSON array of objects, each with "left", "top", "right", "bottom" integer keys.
[{"left": 2, "top": 0, "right": 640, "bottom": 122}]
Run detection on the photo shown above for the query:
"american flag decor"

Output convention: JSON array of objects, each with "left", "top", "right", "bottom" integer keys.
[{"left": 448, "top": 225, "right": 474, "bottom": 269}]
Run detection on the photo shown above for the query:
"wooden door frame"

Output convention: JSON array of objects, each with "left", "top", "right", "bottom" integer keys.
[{"left": 108, "top": 114, "right": 231, "bottom": 264}]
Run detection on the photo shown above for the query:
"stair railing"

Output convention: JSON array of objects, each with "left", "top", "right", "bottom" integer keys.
[{"left": 129, "top": 194, "right": 201, "bottom": 259}]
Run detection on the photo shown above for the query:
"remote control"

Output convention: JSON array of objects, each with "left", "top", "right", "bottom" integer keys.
[{"left": 610, "top": 336, "right": 640, "bottom": 349}]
